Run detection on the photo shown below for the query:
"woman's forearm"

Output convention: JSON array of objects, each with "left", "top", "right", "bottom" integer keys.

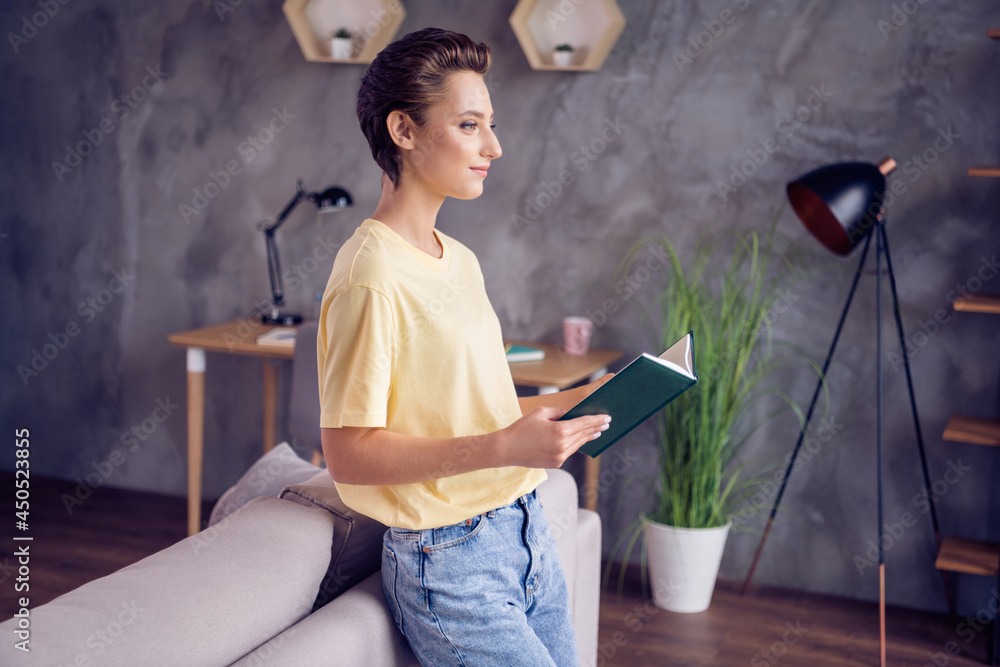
[
  {"left": 322, "top": 401, "right": 612, "bottom": 486},
  {"left": 322, "top": 426, "right": 496, "bottom": 485}
]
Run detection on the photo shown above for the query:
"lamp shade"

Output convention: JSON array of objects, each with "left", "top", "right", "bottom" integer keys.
[
  {"left": 787, "top": 161, "right": 887, "bottom": 256},
  {"left": 315, "top": 186, "right": 353, "bottom": 211}
]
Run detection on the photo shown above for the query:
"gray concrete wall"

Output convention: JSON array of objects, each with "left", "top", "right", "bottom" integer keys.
[{"left": 2, "top": 0, "right": 999, "bottom": 616}]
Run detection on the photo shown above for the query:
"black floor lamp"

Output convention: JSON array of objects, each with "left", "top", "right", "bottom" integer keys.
[
  {"left": 739, "top": 157, "right": 950, "bottom": 667},
  {"left": 259, "top": 179, "right": 352, "bottom": 325}
]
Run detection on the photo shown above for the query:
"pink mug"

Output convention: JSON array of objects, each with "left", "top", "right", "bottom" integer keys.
[{"left": 563, "top": 316, "right": 594, "bottom": 355}]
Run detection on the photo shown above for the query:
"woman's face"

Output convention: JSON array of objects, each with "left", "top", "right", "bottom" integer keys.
[{"left": 404, "top": 70, "right": 502, "bottom": 201}]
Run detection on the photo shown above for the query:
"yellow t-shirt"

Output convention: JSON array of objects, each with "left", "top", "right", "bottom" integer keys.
[{"left": 317, "top": 219, "right": 546, "bottom": 529}]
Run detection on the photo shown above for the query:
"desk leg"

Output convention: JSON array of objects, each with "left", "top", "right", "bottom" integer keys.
[
  {"left": 262, "top": 358, "right": 278, "bottom": 453},
  {"left": 186, "top": 348, "right": 206, "bottom": 536},
  {"left": 584, "top": 456, "right": 601, "bottom": 512},
  {"left": 536, "top": 381, "right": 603, "bottom": 512},
  {"left": 583, "top": 366, "right": 608, "bottom": 512}
]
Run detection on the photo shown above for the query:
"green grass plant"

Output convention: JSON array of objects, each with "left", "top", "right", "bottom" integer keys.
[{"left": 606, "top": 211, "right": 823, "bottom": 594}]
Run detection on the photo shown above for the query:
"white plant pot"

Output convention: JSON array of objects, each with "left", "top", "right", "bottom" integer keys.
[
  {"left": 331, "top": 37, "right": 353, "bottom": 60},
  {"left": 644, "top": 519, "right": 731, "bottom": 613},
  {"left": 553, "top": 50, "right": 574, "bottom": 67}
]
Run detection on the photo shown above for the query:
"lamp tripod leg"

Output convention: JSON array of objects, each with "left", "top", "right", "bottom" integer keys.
[
  {"left": 880, "top": 562, "right": 887, "bottom": 666},
  {"left": 879, "top": 224, "right": 954, "bottom": 614},
  {"left": 877, "top": 220, "right": 887, "bottom": 667},
  {"left": 995, "top": 571, "right": 1000, "bottom": 666},
  {"left": 740, "top": 232, "right": 874, "bottom": 596}
]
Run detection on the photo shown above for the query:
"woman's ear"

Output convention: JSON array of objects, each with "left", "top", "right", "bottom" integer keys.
[{"left": 386, "top": 110, "right": 416, "bottom": 150}]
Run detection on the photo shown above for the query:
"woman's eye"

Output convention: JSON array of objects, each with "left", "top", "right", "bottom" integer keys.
[{"left": 461, "top": 122, "right": 477, "bottom": 130}]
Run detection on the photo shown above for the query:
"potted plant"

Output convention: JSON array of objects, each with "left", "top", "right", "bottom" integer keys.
[
  {"left": 553, "top": 43, "right": 575, "bottom": 67},
  {"left": 609, "top": 214, "right": 818, "bottom": 613},
  {"left": 331, "top": 27, "right": 353, "bottom": 60}
]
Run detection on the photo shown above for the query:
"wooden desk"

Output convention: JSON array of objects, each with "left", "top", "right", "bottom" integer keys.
[
  {"left": 505, "top": 340, "right": 622, "bottom": 393},
  {"left": 506, "top": 341, "right": 623, "bottom": 512},
  {"left": 169, "top": 320, "right": 293, "bottom": 535},
  {"left": 169, "top": 322, "right": 622, "bottom": 534}
]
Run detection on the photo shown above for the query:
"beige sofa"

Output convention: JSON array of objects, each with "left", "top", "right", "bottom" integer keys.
[{"left": 0, "top": 467, "right": 601, "bottom": 666}]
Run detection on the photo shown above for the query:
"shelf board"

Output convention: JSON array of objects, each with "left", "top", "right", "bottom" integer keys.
[
  {"left": 943, "top": 416, "right": 1000, "bottom": 446},
  {"left": 282, "top": 0, "right": 406, "bottom": 65},
  {"left": 969, "top": 167, "right": 1000, "bottom": 177},
  {"left": 936, "top": 537, "right": 999, "bottom": 576},
  {"left": 954, "top": 293, "right": 1000, "bottom": 314}
]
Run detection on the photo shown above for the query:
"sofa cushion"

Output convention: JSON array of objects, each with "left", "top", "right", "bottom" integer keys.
[
  {"left": 536, "top": 468, "right": 580, "bottom": 612},
  {"left": 0, "top": 497, "right": 334, "bottom": 667},
  {"left": 574, "top": 507, "right": 602, "bottom": 666},
  {"left": 280, "top": 471, "right": 388, "bottom": 610},
  {"left": 209, "top": 442, "right": 319, "bottom": 527},
  {"left": 230, "top": 572, "right": 417, "bottom": 667}
]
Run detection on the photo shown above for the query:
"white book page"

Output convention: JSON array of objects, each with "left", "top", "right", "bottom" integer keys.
[{"left": 646, "top": 333, "right": 695, "bottom": 379}]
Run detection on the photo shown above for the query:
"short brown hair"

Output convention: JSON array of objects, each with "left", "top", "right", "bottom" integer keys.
[{"left": 356, "top": 28, "right": 491, "bottom": 187}]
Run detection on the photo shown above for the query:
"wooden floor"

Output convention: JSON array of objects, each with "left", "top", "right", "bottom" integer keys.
[
  {"left": 0, "top": 471, "right": 993, "bottom": 666},
  {"left": 601, "top": 572, "right": 992, "bottom": 666}
]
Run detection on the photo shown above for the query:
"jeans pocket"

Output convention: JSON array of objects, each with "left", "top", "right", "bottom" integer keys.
[
  {"left": 381, "top": 545, "right": 405, "bottom": 635},
  {"left": 425, "top": 513, "right": 487, "bottom": 552}
]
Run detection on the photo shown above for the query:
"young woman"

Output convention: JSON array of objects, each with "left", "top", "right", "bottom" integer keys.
[{"left": 317, "top": 28, "right": 611, "bottom": 666}]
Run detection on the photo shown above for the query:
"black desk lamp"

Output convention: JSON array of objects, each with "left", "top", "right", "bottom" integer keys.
[
  {"left": 740, "top": 158, "right": 949, "bottom": 667},
  {"left": 259, "top": 179, "right": 352, "bottom": 325}
]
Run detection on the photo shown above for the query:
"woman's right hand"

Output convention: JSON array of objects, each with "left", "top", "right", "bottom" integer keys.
[{"left": 493, "top": 406, "right": 610, "bottom": 469}]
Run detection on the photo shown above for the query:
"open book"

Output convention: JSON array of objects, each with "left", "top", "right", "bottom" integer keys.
[{"left": 559, "top": 332, "right": 698, "bottom": 458}]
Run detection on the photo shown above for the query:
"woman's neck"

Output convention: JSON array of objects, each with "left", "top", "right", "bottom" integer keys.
[{"left": 371, "top": 175, "right": 445, "bottom": 258}]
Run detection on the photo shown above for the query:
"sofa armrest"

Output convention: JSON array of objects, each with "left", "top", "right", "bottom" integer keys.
[
  {"left": 536, "top": 469, "right": 580, "bottom": 609},
  {"left": 230, "top": 572, "right": 417, "bottom": 667},
  {"left": 0, "top": 497, "right": 334, "bottom": 667},
  {"left": 575, "top": 508, "right": 602, "bottom": 667}
]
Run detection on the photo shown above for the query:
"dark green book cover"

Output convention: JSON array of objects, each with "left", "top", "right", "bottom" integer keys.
[{"left": 560, "top": 332, "right": 698, "bottom": 458}]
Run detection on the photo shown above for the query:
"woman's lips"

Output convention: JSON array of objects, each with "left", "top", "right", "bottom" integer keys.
[{"left": 470, "top": 166, "right": 489, "bottom": 177}]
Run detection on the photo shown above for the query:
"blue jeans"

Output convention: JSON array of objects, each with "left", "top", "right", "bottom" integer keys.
[{"left": 381, "top": 490, "right": 579, "bottom": 666}]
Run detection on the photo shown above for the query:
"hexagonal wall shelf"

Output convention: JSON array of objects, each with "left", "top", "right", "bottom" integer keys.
[
  {"left": 283, "top": 0, "right": 406, "bottom": 64},
  {"left": 509, "top": 0, "right": 625, "bottom": 71}
]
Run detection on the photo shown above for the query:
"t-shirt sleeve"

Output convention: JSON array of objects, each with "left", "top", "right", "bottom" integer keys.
[{"left": 318, "top": 284, "right": 396, "bottom": 429}]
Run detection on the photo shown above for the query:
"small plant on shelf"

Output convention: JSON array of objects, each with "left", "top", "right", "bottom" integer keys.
[
  {"left": 331, "top": 27, "right": 353, "bottom": 60},
  {"left": 553, "top": 43, "right": 575, "bottom": 67}
]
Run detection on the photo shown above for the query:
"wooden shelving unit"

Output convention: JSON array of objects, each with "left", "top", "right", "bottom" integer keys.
[
  {"left": 934, "top": 297, "right": 1000, "bottom": 573},
  {"left": 943, "top": 416, "right": 1000, "bottom": 446},
  {"left": 282, "top": 0, "right": 406, "bottom": 65},
  {"left": 936, "top": 537, "right": 1000, "bottom": 577},
  {"left": 934, "top": 30, "right": 1000, "bottom": 666},
  {"left": 955, "top": 294, "right": 1000, "bottom": 314},
  {"left": 936, "top": 288, "right": 1000, "bottom": 665},
  {"left": 967, "top": 33, "right": 1000, "bottom": 179},
  {"left": 935, "top": 291, "right": 1000, "bottom": 571},
  {"left": 508, "top": 0, "right": 626, "bottom": 72}
]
